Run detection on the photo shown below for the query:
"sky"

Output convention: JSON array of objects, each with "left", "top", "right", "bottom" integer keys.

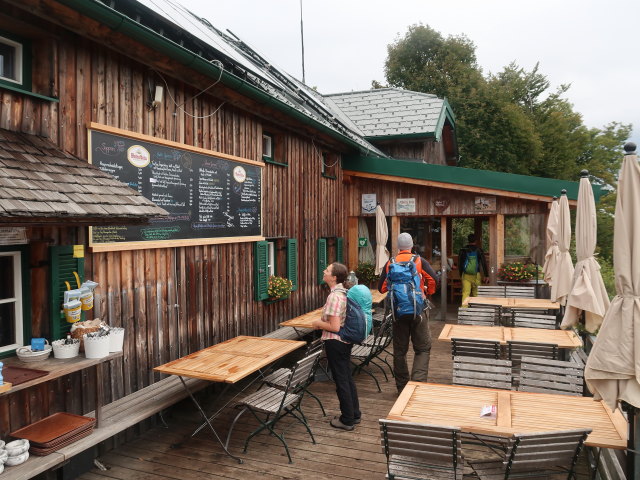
[{"left": 180, "top": 0, "right": 638, "bottom": 146}]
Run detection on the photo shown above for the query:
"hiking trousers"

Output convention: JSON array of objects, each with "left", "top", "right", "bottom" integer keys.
[
  {"left": 325, "top": 339, "right": 360, "bottom": 425},
  {"left": 461, "top": 272, "right": 481, "bottom": 305},
  {"left": 392, "top": 311, "right": 431, "bottom": 393}
]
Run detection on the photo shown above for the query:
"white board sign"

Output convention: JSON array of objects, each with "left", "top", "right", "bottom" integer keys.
[
  {"left": 396, "top": 198, "right": 416, "bottom": 213},
  {"left": 0, "top": 227, "right": 28, "bottom": 245},
  {"left": 361, "top": 193, "right": 377, "bottom": 214}
]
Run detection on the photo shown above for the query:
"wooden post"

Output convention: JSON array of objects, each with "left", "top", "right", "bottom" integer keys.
[
  {"left": 489, "top": 214, "right": 504, "bottom": 283},
  {"left": 391, "top": 216, "right": 400, "bottom": 255},
  {"left": 347, "top": 216, "right": 358, "bottom": 270},
  {"left": 474, "top": 217, "right": 483, "bottom": 244},
  {"left": 440, "top": 216, "right": 448, "bottom": 321}
]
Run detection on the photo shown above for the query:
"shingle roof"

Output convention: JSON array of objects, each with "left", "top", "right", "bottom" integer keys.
[
  {"left": 0, "top": 129, "right": 168, "bottom": 224},
  {"left": 325, "top": 88, "right": 454, "bottom": 139}
]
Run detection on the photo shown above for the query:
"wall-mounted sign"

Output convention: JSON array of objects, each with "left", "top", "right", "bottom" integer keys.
[
  {"left": 0, "top": 227, "right": 27, "bottom": 245},
  {"left": 475, "top": 196, "right": 496, "bottom": 213},
  {"left": 358, "top": 237, "right": 368, "bottom": 247},
  {"left": 361, "top": 193, "right": 377, "bottom": 214},
  {"left": 434, "top": 199, "right": 450, "bottom": 213},
  {"left": 396, "top": 198, "right": 416, "bottom": 213}
]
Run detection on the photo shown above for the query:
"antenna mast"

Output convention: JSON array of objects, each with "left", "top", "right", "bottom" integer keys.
[{"left": 300, "top": 0, "right": 306, "bottom": 84}]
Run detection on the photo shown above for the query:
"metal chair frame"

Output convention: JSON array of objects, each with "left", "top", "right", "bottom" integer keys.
[
  {"left": 451, "top": 337, "right": 502, "bottom": 360},
  {"left": 225, "top": 350, "right": 322, "bottom": 463},
  {"left": 351, "top": 312, "right": 394, "bottom": 392}
]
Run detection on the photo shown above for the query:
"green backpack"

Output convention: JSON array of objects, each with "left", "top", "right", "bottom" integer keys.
[{"left": 463, "top": 249, "right": 479, "bottom": 275}]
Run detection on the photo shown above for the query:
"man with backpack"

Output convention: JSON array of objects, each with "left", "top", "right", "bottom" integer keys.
[
  {"left": 378, "top": 232, "right": 438, "bottom": 394},
  {"left": 458, "top": 233, "right": 489, "bottom": 305}
]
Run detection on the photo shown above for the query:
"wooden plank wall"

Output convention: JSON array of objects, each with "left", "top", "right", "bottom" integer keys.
[
  {"left": 0, "top": 16, "right": 344, "bottom": 435},
  {"left": 346, "top": 177, "right": 548, "bottom": 217}
]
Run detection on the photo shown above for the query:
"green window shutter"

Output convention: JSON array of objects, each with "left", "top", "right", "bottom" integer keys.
[
  {"left": 286, "top": 238, "right": 298, "bottom": 292},
  {"left": 254, "top": 241, "right": 269, "bottom": 301},
  {"left": 317, "top": 238, "right": 327, "bottom": 285},
  {"left": 49, "top": 245, "right": 85, "bottom": 340},
  {"left": 336, "top": 237, "right": 344, "bottom": 263}
]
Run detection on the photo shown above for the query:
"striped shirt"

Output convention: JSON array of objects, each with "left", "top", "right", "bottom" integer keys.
[{"left": 321, "top": 284, "right": 348, "bottom": 342}]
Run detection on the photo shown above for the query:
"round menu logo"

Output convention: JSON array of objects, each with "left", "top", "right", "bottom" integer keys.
[
  {"left": 127, "top": 145, "right": 150, "bottom": 168},
  {"left": 233, "top": 166, "right": 247, "bottom": 183}
]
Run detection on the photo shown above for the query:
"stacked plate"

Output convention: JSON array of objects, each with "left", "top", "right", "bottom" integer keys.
[{"left": 10, "top": 413, "right": 95, "bottom": 456}]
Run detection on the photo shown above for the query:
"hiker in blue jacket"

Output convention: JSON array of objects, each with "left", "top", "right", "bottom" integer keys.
[{"left": 458, "top": 234, "right": 489, "bottom": 305}]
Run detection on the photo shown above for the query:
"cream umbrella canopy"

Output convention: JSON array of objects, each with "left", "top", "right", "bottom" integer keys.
[
  {"left": 374, "top": 204, "right": 390, "bottom": 275},
  {"left": 585, "top": 144, "right": 640, "bottom": 410},
  {"left": 561, "top": 171, "right": 611, "bottom": 332},
  {"left": 550, "top": 191, "right": 574, "bottom": 305},
  {"left": 542, "top": 198, "right": 560, "bottom": 286}
]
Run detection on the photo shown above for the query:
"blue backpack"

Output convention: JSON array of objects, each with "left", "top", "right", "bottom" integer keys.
[
  {"left": 336, "top": 290, "right": 367, "bottom": 344},
  {"left": 463, "top": 249, "right": 479, "bottom": 274},
  {"left": 387, "top": 255, "right": 425, "bottom": 319}
]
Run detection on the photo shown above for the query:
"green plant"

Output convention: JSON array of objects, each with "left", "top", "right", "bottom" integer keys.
[
  {"left": 498, "top": 262, "right": 537, "bottom": 282},
  {"left": 355, "top": 262, "right": 379, "bottom": 287},
  {"left": 267, "top": 275, "right": 293, "bottom": 300}
]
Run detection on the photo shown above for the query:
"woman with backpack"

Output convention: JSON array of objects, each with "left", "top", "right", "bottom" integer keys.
[{"left": 311, "top": 262, "right": 361, "bottom": 431}]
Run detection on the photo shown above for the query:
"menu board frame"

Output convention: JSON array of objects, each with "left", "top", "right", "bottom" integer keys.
[{"left": 88, "top": 123, "right": 264, "bottom": 252}]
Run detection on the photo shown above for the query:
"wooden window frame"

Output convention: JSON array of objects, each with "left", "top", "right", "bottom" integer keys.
[
  {"left": 321, "top": 151, "right": 338, "bottom": 179},
  {"left": 263, "top": 131, "right": 288, "bottom": 167},
  {"left": 0, "top": 32, "right": 31, "bottom": 92},
  {"left": 0, "top": 246, "right": 31, "bottom": 358}
]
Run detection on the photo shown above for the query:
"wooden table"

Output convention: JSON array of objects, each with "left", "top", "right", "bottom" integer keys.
[
  {"left": 388, "top": 382, "right": 627, "bottom": 449},
  {"left": 280, "top": 289, "right": 386, "bottom": 330},
  {"left": 154, "top": 336, "right": 304, "bottom": 462},
  {"left": 438, "top": 324, "right": 582, "bottom": 349},
  {"left": 463, "top": 296, "right": 560, "bottom": 310}
]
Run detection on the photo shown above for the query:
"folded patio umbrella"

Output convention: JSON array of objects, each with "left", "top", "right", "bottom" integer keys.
[
  {"left": 585, "top": 146, "right": 640, "bottom": 410},
  {"left": 374, "top": 204, "right": 390, "bottom": 275},
  {"left": 358, "top": 217, "right": 375, "bottom": 264},
  {"left": 561, "top": 172, "right": 610, "bottom": 332},
  {"left": 542, "top": 198, "right": 560, "bottom": 286},
  {"left": 550, "top": 192, "right": 574, "bottom": 305}
]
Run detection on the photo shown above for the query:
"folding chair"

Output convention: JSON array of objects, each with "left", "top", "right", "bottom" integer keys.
[
  {"left": 351, "top": 313, "right": 394, "bottom": 392},
  {"left": 453, "top": 356, "right": 512, "bottom": 390},
  {"left": 469, "top": 429, "right": 591, "bottom": 480},
  {"left": 518, "top": 356, "right": 583, "bottom": 396},
  {"left": 477, "top": 285, "right": 506, "bottom": 297},
  {"left": 225, "top": 350, "right": 321, "bottom": 463},
  {"left": 510, "top": 312, "right": 558, "bottom": 329},
  {"left": 505, "top": 285, "right": 536, "bottom": 298},
  {"left": 451, "top": 337, "right": 501, "bottom": 359},
  {"left": 507, "top": 340, "right": 558, "bottom": 386},
  {"left": 379, "top": 419, "right": 464, "bottom": 480},
  {"left": 260, "top": 338, "right": 326, "bottom": 416},
  {"left": 457, "top": 306, "right": 500, "bottom": 326}
]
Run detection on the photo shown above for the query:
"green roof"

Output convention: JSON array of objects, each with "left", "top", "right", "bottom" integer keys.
[{"left": 343, "top": 156, "right": 604, "bottom": 202}]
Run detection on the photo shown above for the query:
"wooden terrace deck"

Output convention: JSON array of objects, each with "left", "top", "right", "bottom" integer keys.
[{"left": 76, "top": 310, "right": 592, "bottom": 480}]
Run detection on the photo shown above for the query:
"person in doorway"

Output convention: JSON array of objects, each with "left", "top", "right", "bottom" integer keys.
[
  {"left": 377, "top": 232, "right": 438, "bottom": 393},
  {"left": 458, "top": 233, "right": 489, "bottom": 305},
  {"left": 311, "top": 262, "right": 361, "bottom": 431}
]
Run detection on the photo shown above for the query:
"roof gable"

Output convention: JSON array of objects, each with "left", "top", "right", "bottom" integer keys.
[{"left": 326, "top": 88, "right": 454, "bottom": 140}]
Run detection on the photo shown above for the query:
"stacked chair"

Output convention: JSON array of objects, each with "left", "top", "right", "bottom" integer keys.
[
  {"left": 477, "top": 285, "right": 507, "bottom": 297},
  {"left": 453, "top": 356, "right": 512, "bottom": 390},
  {"left": 451, "top": 338, "right": 502, "bottom": 360},
  {"left": 518, "top": 356, "right": 584, "bottom": 396},
  {"left": 457, "top": 306, "right": 500, "bottom": 326},
  {"left": 510, "top": 312, "right": 558, "bottom": 329},
  {"left": 505, "top": 285, "right": 536, "bottom": 298}
]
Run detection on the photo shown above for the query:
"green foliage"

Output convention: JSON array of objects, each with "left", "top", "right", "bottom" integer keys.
[
  {"left": 504, "top": 216, "right": 530, "bottom": 256},
  {"left": 598, "top": 256, "right": 616, "bottom": 300},
  {"left": 382, "top": 24, "right": 632, "bottom": 264},
  {"left": 498, "top": 262, "right": 538, "bottom": 282},
  {"left": 267, "top": 275, "right": 292, "bottom": 300},
  {"left": 355, "top": 262, "right": 379, "bottom": 287}
]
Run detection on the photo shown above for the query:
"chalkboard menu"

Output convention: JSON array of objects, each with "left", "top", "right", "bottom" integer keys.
[{"left": 89, "top": 128, "right": 262, "bottom": 249}]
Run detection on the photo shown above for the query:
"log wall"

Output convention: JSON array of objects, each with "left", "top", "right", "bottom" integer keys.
[{"left": 0, "top": 7, "right": 344, "bottom": 435}]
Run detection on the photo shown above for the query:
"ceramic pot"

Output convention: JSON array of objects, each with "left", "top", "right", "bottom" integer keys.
[
  {"left": 5, "top": 451, "right": 29, "bottom": 466},
  {"left": 5, "top": 439, "right": 29, "bottom": 456}
]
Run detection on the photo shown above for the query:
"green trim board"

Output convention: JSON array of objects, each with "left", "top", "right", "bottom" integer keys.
[{"left": 343, "top": 155, "right": 603, "bottom": 202}]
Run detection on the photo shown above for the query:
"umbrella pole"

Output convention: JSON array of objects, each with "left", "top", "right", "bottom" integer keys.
[{"left": 622, "top": 401, "right": 639, "bottom": 479}]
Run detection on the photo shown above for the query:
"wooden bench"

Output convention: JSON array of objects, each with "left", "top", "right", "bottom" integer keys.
[{"left": 3, "top": 376, "right": 208, "bottom": 480}]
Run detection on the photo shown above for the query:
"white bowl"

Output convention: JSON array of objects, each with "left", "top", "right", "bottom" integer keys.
[
  {"left": 0, "top": 463, "right": 4, "bottom": 474},
  {"left": 0, "top": 449, "right": 7, "bottom": 464},
  {"left": 5, "top": 451, "right": 28, "bottom": 466},
  {"left": 52, "top": 339, "right": 80, "bottom": 359},
  {"left": 5, "top": 439, "right": 29, "bottom": 456},
  {"left": 0, "top": 440, "right": 4, "bottom": 449},
  {"left": 16, "top": 345, "right": 52, "bottom": 363}
]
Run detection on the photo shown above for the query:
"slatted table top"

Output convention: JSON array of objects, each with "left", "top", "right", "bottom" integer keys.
[
  {"left": 388, "top": 382, "right": 627, "bottom": 449},
  {"left": 463, "top": 296, "right": 560, "bottom": 310},
  {"left": 438, "top": 324, "right": 583, "bottom": 348},
  {"left": 154, "top": 336, "right": 305, "bottom": 383},
  {"left": 280, "top": 289, "right": 386, "bottom": 329}
]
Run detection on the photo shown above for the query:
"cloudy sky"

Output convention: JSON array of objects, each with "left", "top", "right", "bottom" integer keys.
[{"left": 180, "top": 0, "right": 638, "bottom": 145}]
